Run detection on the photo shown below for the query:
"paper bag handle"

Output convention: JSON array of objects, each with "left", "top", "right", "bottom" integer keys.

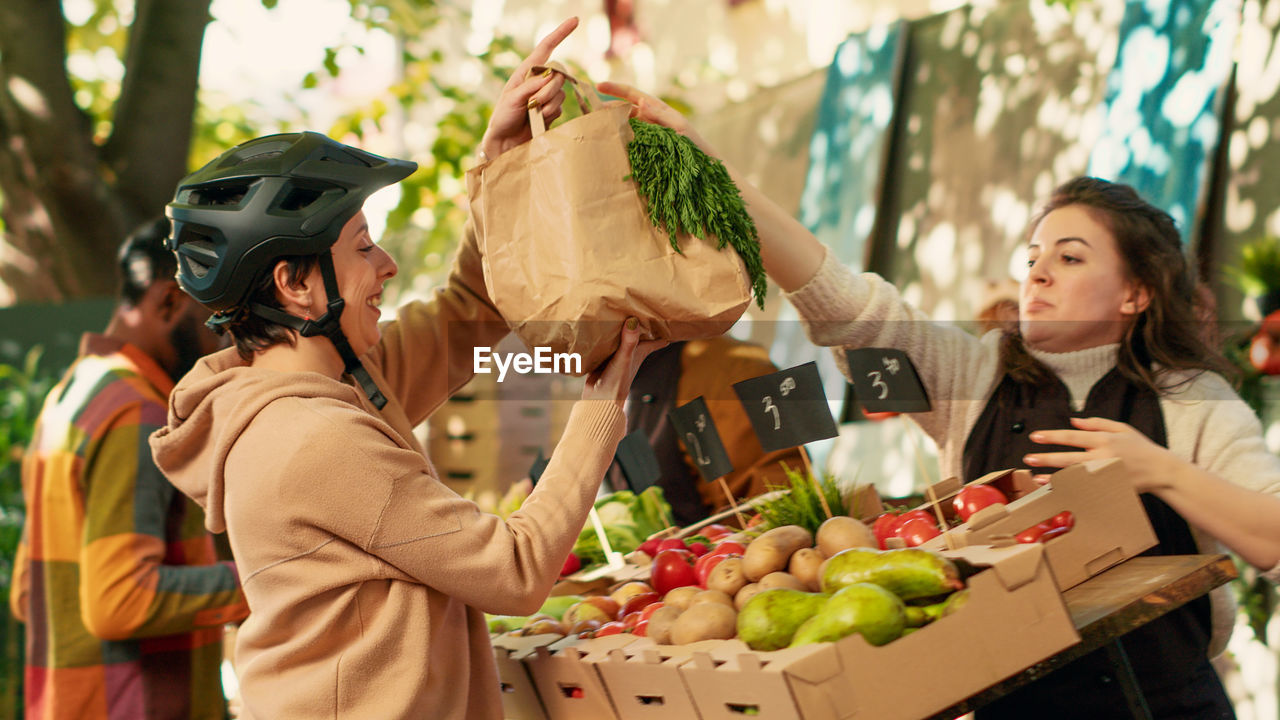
[{"left": 526, "top": 61, "right": 597, "bottom": 137}]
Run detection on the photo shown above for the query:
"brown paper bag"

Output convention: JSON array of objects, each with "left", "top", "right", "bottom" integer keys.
[{"left": 466, "top": 65, "right": 752, "bottom": 374}]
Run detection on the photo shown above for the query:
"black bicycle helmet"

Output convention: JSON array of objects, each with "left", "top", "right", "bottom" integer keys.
[
  {"left": 166, "top": 132, "right": 416, "bottom": 409},
  {"left": 167, "top": 131, "right": 415, "bottom": 311}
]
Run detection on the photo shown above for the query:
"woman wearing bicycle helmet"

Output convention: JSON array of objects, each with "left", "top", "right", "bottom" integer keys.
[{"left": 151, "top": 19, "right": 662, "bottom": 719}]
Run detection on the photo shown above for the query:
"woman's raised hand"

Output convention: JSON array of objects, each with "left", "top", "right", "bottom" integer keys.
[
  {"left": 597, "top": 81, "right": 714, "bottom": 156},
  {"left": 581, "top": 318, "right": 667, "bottom": 408},
  {"left": 479, "top": 17, "right": 578, "bottom": 160}
]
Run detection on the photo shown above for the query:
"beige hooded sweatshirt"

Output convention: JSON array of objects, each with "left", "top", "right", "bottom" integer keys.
[{"left": 151, "top": 229, "right": 625, "bottom": 719}]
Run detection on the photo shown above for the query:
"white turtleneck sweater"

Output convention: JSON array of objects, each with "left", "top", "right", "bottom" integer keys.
[{"left": 784, "top": 250, "right": 1280, "bottom": 656}]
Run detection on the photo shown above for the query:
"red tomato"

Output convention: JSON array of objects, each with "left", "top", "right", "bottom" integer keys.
[
  {"left": 638, "top": 537, "right": 662, "bottom": 558},
  {"left": 650, "top": 548, "right": 699, "bottom": 595},
  {"left": 952, "top": 484, "right": 1008, "bottom": 522},
  {"left": 1048, "top": 511, "right": 1075, "bottom": 530},
  {"left": 560, "top": 552, "right": 581, "bottom": 577},
  {"left": 639, "top": 602, "right": 665, "bottom": 621},
  {"left": 710, "top": 541, "right": 747, "bottom": 557},
  {"left": 1016, "top": 522, "right": 1052, "bottom": 544},
  {"left": 595, "top": 621, "right": 626, "bottom": 637},
  {"left": 656, "top": 538, "right": 688, "bottom": 554},
  {"left": 895, "top": 517, "right": 941, "bottom": 546},
  {"left": 1039, "top": 526, "right": 1072, "bottom": 543},
  {"left": 871, "top": 513, "right": 901, "bottom": 549},
  {"left": 701, "top": 524, "right": 733, "bottom": 541},
  {"left": 687, "top": 541, "right": 710, "bottom": 557},
  {"left": 899, "top": 509, "right": 936, "bottom": 525},
  {"left": 620, "top": 592, "right": 661, "bottom": 617},
  {"left": 1251, "top": 331, "right": 1280, "bottom": 375}
]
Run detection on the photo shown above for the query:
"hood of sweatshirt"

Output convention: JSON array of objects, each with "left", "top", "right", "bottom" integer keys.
[{"left": 150, "top": 347, "right": 366, "bottom": 533}]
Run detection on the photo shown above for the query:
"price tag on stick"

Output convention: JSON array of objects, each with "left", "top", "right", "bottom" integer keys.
[
  {"left": 527, "top": 448, "right": 549, "bottom": 487},
  {"left": 613, "top": 429, "right": 663, "bottom": 494},
  {"left": 668, "top": 397, "right": 734, "bottom": 482},
  {"left": 844, "top": 348, "right": 931, "bottom": 413},
  {"left": 733, "top": 362, "right": 839, "bottom": 453}
]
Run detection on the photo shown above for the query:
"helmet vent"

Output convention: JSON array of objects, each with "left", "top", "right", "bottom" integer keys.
[
  {"left": 178, "top": 238, "right": 218, "bottom": 279},
  {"left": 187, "top": 183, "right": 250, "bottom": 207},
  {"left": 278, "top": 186, "right": 324, "bottom": 211}
]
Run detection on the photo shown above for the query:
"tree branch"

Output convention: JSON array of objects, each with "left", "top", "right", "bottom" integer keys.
[{"left": 104, "top": 0, "right": 214, "bottom": 218}]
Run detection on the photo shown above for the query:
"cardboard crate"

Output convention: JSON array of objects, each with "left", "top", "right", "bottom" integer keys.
[
  {"left": 596, "top": 638, "right": 716, "bottom": 720},
  {"left": 678, "top": 543, "right": 1079, "bottom": 720},
  {"left": 524, "top": 633, "right": 638, "bottom": 720},
  {"left": 922, "top": 458, "right": 1157, "bottom": 590},
  {"left": 491, "top": 633, "right": 560, "bottom": 720}
]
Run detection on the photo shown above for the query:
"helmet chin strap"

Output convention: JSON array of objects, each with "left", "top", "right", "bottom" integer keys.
[{"left": 249, "top": 252, "right": 387, "bottom": 409}]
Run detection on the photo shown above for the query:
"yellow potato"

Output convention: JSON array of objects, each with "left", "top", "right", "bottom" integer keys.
[
  {"left": 670, "top": 603, "right": 738, "bottom": 645},
  {"left": 787, "top": 548, "right": 826, "bottom": 592},
  {"left": 706, "top": 556, "right": 749, "bottom": 597},
  {"left": 646, "top": 606, "right": 683, "bottom": 645},
  {"left": 758, "top": 571, "right": 806, "bottom": 591},
  {"left": 742, "top": 525, "right": 814, "bottom": 581},
  {"left": 816, "top": 516, "right": 878, "bottom": 557},
  {"left": 689, "top": 589, "right": 735, "bottom": 609},
  {"left": 734, "top": 583, "right": 763, "bottom": 611}
]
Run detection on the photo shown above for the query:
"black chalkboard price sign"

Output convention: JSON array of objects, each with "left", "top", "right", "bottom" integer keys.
[
  {"left": 669, "top": 397, "right": 734, "bottom": 482},
  {"left": 844, "top": 348, "right": 931, "bottom": 413},
  {"left": 732, "top": 361, "right": 839, "bottom": 452}
]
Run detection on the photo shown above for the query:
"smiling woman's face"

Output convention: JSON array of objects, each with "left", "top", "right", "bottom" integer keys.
[
  {"left": 328, "top": 210, "right": 397, "bottom": 356},
  {"left": 1019, "top": 204, "right": 1148, "bottom": 353}
]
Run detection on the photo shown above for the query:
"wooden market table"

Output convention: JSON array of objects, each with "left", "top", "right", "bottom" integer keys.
[{"left": 924, "top": 553, "right": 1239, "bottom": 720}]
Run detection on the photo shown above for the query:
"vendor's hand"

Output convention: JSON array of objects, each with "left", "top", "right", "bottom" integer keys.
[
  {"left": 597, "top": 80, "right": 715, "bottom": 156},
  {"left": 581, "top": 318, "right": 667, "bottom": 408},
  {"left": 1022, "top": 416, "right": 1181, "bottom": 493},
  {"left": 479, "top": 17, "right": 577, "bottom": 160}
]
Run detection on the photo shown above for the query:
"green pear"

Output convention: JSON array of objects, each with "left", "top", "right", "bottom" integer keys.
[
  {"left": 789, "top": 583, "right": 906, "bottom": 647},
  {"left": 737, "top": 588, "right": 830, "bottom": 651},
  {"left": 821, "top": 547, "right": 963, "bottom": 600}
]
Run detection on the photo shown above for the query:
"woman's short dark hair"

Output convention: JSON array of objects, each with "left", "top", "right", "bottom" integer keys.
[
  {"left": 222, "top": 255, "right": 321, "bottom": 360},
  {"left": 1001, "top": 176, "right": 1236, "bottom": 391}
]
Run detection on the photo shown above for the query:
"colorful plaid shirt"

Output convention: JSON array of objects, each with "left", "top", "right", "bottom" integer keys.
[{"left": 9, "top": 334, "right": 249, "bottom": 720}]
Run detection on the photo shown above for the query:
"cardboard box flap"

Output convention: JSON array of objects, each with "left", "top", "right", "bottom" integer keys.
[{"left": 942, "top": 543, "right": 1046, "bottom": 590}]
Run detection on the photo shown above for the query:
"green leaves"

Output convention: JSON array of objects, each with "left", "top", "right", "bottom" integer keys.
[
  {"left": 756, "top": 465, "right": 848, "bottom": 535},
  {"left": 626, "top": 119, "right": 767, "bottom": 309}
]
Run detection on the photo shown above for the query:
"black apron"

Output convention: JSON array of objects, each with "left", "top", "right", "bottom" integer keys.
[
  {"left": 966, "top": 369, "right": 1233, "bottom": 720},
  {"left": 605, "top": 341, "right": 710, "bottom": 526}
]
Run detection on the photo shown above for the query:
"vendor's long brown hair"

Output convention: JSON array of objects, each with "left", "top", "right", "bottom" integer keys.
[{"left": 1001, "top": 177, "right": 1236, "bottom": 393}]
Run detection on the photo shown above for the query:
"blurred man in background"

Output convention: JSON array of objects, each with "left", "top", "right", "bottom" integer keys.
[{"left": 10, "top": 218, "right": 248, "bottom": 720}]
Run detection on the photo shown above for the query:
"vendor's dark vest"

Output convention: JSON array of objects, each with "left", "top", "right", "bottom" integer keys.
[
  {"left": 968, "top": 368, "right": 1233, "bottom": 720},
  {"left": 606, "top": 341, "right": 710, "bottom": 526}
]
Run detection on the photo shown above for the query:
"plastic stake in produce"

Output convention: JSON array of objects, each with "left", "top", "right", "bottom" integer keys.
[
  {"left": 923, "top": 483, "right": 957, "bottom": 551},
  {"left": 589, "top": 506, "right": 626, "bottom": 572}
]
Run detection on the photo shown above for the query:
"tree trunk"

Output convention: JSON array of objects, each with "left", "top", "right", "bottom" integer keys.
[{"left": 0, "top": 0, "right": 212, "bottom": 305}]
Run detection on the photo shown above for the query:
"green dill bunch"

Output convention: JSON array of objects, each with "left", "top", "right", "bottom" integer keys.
[
  {"left": 754, "top": 464, "right": 848, "bottom": 535},
  {"left": 625, "top": 118, "right": 767, "bottom": 309}
]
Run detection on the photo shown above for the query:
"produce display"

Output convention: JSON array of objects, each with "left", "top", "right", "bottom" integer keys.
[
  {"left": 867, "top": 482, "right": 1076, "bottom": 549},
  {"left": 564, "top": 487, "right": 672, "bottom": 573},
  {"left": 492, "top": 514, "right": 971, "bottom": 654}
]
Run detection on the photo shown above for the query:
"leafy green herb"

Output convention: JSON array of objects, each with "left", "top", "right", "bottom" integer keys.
[
  {"left": 755, "top": 464, "right": 848, "bottom": 535},
  {"left": 625, "top": 118, "right": 767, "bottom": 309}
]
